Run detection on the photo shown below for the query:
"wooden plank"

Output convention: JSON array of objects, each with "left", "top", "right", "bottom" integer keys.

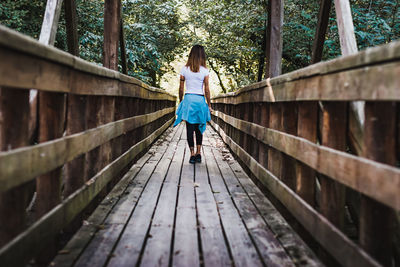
[
  {"left": 211, "top": 62, "right": 400, "bottom": 104},
  {"left": 0, "top": 45, "right": 175, "bottom": 101},
  {"left": 73, "top": 126, "right": 182, "bottom": 267},
  {"left": 296, "top": 102, "right": 317, "bottom": 206},
  {"left": 226, "top": 154, "right": 322, "bottom": 267},
  {"left": 103, "top": 0, "right": 121, "bottom": 70},
  {"left": 359, "top": 102, "right": 396, "bottom": 266},
  {"left": 209, "top": 120, "right": 381, "bottom": 267},
  {"left": 311, "top": 0, "right": 332, "bottom": 64},
  {"left": 320, "top": 102, "right": 347, "bottom": 229},
  {"left": 64, "top": 95, "right": 86, "bottom": 196},
  {"left": 333, "top": 0, "right": 358, "bottom": 56},
  {"left": 36, "top": 92, "right": 66, "bottom": 218},
  {"left": 119, "top": 19, "right": 127, "bottom": 74},
  {"left": 195, "top": 140, "right": 231, "bottom": 267},
  {"left": 207, "top": 132, "right": 295, "bottom": 267},
  {"left": 266, "top": 0, "right": 284, "bottom": 77},
  {"left": 106, "top": 125, "right": 181, "bottom": 267},
  {"left": 64, "top": 0, "right": 79, "bottom": 56},
  {"left": 280, "top": 102, "right": 297, "bottom": 190},
  {"left": 51, "top": 150, "right": 153, "bottom": 267},
  {"left": 172, "top": 147, "right": 200, "bottom": 267},
  {"left": 203, "top": 145, "right": 263, "bottom": 267},
  {"left": 0, "top": 118, "right": 174, "bottom": 267},
  {"left": 140, "top": 138, "right": 185, "bottom": 266},
  {"left": 0, "top": 107, "right": 175, "bottom": 192},
  {"left": 258, "top": 103, "right": 269, "bottom": 167},
  {"left": 268, "top": 103, "right": 283, "bottom": 178},
  {"left": 0, "top": 88, "right": 31, "bottom": 247},
  {"left": 211, "top": 110, "right": 400, "bottom": 211},
  {"left": 39, "top": 0, "right": 63, "bottom": 45}
]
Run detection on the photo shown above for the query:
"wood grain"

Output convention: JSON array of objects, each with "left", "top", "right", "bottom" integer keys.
[
  {"left": 0, "top": 107, "right": 175, "bottom": 192},
  {"left": 209, "top": 120, "right": 381, "bottom": 267},
  {"left": 211, "top": 110, "right": 400, "bottom": 211}
]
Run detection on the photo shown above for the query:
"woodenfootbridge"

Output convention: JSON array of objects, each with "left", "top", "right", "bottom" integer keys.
[{"left": 0, "top": 1, "right": 400, "bottom": 266}]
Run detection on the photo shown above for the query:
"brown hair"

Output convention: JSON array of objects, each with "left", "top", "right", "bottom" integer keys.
[{"left": 185, "top": 45, "right": 207, "bottom": 72}]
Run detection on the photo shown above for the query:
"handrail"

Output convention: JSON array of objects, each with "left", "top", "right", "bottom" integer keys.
[
  {"left": 0, "top": 25, "right": 175, "bottom": 101},
  {"left": 210, "top": 40, "right": 400, "bottom": 267}
]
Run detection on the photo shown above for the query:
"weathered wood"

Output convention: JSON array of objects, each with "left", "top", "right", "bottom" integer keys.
[
  {"left": 75, "top": 126, "right": 181, "bottom": 267},
  {"left": 204, "top": 145, "right": 263, "bottom": 267},
  {"left": 39, "top": 0, "right": 63, "bottom": 45},
  {"left": 311, "top": 0, "right": 332, "bottom": 64},
  {"left": 258, "top": 103, "right": 269, "bottom": 167},
  {"left": 36, "top": 92, "right": 66, "bottom": 218},
  {"left": 280, "top": 102, "right": 297, "bottom": 190},
  {"left": 334, "top": 0, "right": 358, "bottom": 56},
  {"left": 0, "top": 41, "right": 175, "bottom": 101},
  {"left": 0, "top": 88, "right": 31, "bottom": 247},
  {"left": 64, "top": 0, "right": 79, "bottom": 56},
  {"left": 227, "top": 155, "right": 322, "bottom": 266},
  {"left": 212, "top": 60, "right": 400, "bottom": 104},
  {"left": 209, "top": 120, "right": 380, "bottom": 267},
  {"left": 107, "top": 125, "right": 180, "bottom": 267},
  {"left": 64, "top": 95, "right": 86, "bottom": 197},
  {"left": 320, "top": 102, "right": 347, "bottom": 229},
  {"left": 0, "top": 106, "right": 175, "bottom": 193},
  {"left": 0, "top": 117, "right": 174, "bottom": 267},
  {"left": 141, "top": 138, "right": 185, "bottom": 266},
  {"left": 268, "top": 103, "right": 283, "bottom": 178},
  {"left": 119, "top": 19, "right": 128, "bottom": 74},
  {"left": 209, "top": 138, "right": 295, "bottom": 266},
  {"left": 195, "top": 145, "right": 231, "bottom": 267},
  {"left": 172, "top": 147, "right": 200, "bottom": 267},
  {"left": 103, "top": 0, "right": 121, "bottom": 70},
  {"left": 359, "top": 102, "right": 396, "bottom": 266},
  {"left": 296, "top": 102, "right": 317, "bottom": 206},
  {"left": 211, "top": 110, "right": 400, "bottom": 211},
  {"left": 266, "top": 0, "right": 284, "bottom": 77}
]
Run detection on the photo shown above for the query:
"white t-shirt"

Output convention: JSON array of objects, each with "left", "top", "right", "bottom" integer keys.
[{"left": 180, "top": 66, "right": 209, "bottom": 95}]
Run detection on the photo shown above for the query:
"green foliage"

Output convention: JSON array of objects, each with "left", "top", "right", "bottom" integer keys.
[{"left": 1, "top": 0, "right": 399, "bottom": 92}]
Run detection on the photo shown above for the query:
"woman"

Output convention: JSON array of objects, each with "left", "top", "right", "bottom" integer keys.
[{"left": 173, "top": 45, "right": 211, "bottom": 164}]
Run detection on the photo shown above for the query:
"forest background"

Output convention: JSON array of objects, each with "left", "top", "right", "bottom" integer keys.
[{"left": 0, "top": 0, "right": 399, "bottom": 96}]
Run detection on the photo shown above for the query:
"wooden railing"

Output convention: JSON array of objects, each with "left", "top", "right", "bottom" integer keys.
[
  {"left": 0, "top": 25, "right": 176, "bottom": 266},
  {"left": 210, "top": 40, "right": 400, "bottom": 267}
]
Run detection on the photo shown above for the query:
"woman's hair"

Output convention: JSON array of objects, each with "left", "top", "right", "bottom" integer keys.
[{"left": 185, "top": 45, "right": 207, "bottom": 72}]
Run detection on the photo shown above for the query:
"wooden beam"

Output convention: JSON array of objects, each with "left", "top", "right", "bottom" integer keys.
[
  {"left": 103, "top": 0, "right": 121, "bottom": 70},
  {"left": 359, "top": 102, "right": 396, "bottom": 265},
  {"left": 266, "top": 0, "right": 284, "bottom": 77},
  {"left": 333, "top": 0, "right": 358, "bottom": 56},
  {"left": 211, "top": 110, "right": 400, "bottom": 211},
  {"left": 209, "top": 120, "right": 381, "bottom": 267},
  {"left": 311, "top": 0, "right": 332, "bottom": 63},
  {"left": 39, "top": 0, "right": 64, "bottom": 45},
  {"left": 0, "top": 117, "right": 174, "bottom": 267},
  {"left": 0, "top": 107, "right": 175, "bottom": 192},
  {"left": 64, "top": 0, "right": 79, "bottom": 56},
  {"left": 120, "top": 19, "right": 128, "bottom": 74},
  {"left": 0, "top": 88, "right": 31, "bottom": 247}
]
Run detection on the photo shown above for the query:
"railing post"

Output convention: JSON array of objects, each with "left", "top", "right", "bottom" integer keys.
[
  {"left": 36, "top": 92, "right": 66, "bottom": 218},
  {"left": 258, "top": 103, "right": 269, "bottom": 168},
  {"left": 0, "top": 88, "right": 31, "bottom": 247},
  {"left": 280, "top": 102, "right": 297, "bottom": 190},
  {"left": 296, "top": 102, "right": 317, "bottom": 206},
  {"left": 268, "top": 103, "right": 282, "bottom": 177},
  {"left": 320, "top": 102, "right": 347, "bottom": 229},
  {"left": 359, "top": 102, "right": 396, "bottom": 265}
]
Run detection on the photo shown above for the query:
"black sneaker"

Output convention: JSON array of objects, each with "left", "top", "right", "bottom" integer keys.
[
  {"left": 195, "top": 154, "right": 201, "bottom": 163},
  {"left": 189, "top": 155, "right": 196, "bottom": 164}
]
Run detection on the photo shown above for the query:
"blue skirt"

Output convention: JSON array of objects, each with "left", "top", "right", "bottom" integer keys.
[{"left": 173, "top": 94, "right": 211, "bottom": 133}]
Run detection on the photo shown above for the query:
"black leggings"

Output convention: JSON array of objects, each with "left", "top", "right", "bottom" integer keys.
[{"left": 186, "top": 122, "right": 202, "bottom": 148}]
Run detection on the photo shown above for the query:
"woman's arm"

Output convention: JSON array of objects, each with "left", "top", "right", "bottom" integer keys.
[
  {"left": 204, "top": 75, "right": 211, "bottom": 107},
  {"left": 179, "top": 75, "right": 185, "bottom": 102}
]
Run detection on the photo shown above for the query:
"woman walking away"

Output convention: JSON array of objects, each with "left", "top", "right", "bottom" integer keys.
[{"left": 173, "top": 45, "right": 211, "bottom": 164}]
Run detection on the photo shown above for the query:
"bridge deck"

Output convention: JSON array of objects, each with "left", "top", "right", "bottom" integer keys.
[{"left": 52, "top": 123, "right": 322, "bottom": 267}]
